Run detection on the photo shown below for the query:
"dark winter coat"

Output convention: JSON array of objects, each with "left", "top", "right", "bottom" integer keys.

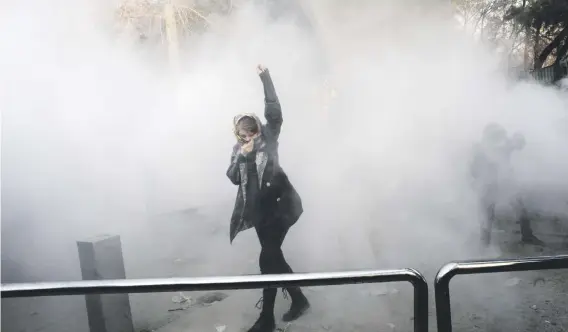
[
  {"left": 226, "top": 70, "right": 303, "bottom": 243},
  {"left": 470, "top": 127, "right": 525, "bottom": 206}
]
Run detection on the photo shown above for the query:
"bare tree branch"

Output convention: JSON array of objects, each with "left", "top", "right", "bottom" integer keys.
[{"left": 535, "top": 25, "right": 568, "bottom": 68}]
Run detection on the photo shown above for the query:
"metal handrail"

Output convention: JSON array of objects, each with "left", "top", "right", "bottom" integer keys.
[
  {"left": 2, "top": 268, "right": 429, "bottom": 332},
  {"left": 434, "top": 255, "right": 568, "bottom": 332}
]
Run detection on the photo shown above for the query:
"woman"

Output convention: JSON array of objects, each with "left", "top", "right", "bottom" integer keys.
[{"left": 227, "top": 65, "right": 310, "bottom": 332}]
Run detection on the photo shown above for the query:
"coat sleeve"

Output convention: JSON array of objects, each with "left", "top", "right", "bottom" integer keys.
[
  {"left": 227, "top": 146, "right": 244, "bottom": 185},
  {"left": 259, "top": 69, "right": 283, "bottom": 140}
]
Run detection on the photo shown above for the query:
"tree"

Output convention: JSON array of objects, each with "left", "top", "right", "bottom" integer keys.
[{"left": 505, "top": 0, "right": 568, "bottom": 69}]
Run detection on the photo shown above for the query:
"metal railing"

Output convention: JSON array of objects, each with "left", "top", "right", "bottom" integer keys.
[
  {"left": 434, "top": 255, "right": 568, "bottom": 332},
  {"left": 2, "top": 269, "right": 429, "bottom": 332}
]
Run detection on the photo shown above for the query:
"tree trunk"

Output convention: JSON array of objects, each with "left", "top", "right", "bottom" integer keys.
[{"left": 535, "top": 26, "right": 568, "bottom": 69}]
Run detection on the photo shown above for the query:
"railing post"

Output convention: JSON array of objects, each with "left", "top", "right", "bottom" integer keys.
[
  {"left": 409, "top": 269, "right": 430, "bottom": 332},
  {"left": 2, "top": 269, "right": 429, "bottom": 332},
  {"left": 77, "top": 235, "right": 134, "bottom": 332},
  {"left": 434, "top": 264, "right": 456, "bottom": 332},
  {"left": 434, "top": 255, "right": 568, "bottom": 332}
]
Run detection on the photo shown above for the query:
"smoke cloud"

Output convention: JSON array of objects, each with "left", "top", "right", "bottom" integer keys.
[{"left": 2, "top": 0, "right": 567, "bottom": 331}]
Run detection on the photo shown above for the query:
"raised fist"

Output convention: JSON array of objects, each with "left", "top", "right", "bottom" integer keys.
[{"left": 257, "top": 64, "right": 267, "bottom": 75}]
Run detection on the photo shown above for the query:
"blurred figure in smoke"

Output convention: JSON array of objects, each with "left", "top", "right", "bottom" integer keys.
[
  {"left": 471, "top": 123, "right": 544, "bottom": 246},
  {"left": 227, "top": 65, "right": 310, "bottom": 332}
]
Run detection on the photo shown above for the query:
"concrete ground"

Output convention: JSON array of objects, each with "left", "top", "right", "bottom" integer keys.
[
  {"left": 2, "top": 207, "right": 568, "bottom": 332},
  {"left": 151, "top": 233, "right": 568, "bottom": 332}
]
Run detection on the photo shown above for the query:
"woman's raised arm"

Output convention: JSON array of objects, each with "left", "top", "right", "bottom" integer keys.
[{"left": 258, "top": 65, "right": 283, "bottom": 141}]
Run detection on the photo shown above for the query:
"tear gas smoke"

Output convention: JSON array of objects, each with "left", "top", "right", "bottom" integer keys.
[{"left": 2, "top": 0, "right": 567, "bottom": 330}]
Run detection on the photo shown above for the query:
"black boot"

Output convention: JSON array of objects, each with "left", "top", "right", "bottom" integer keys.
[
  {"left": 282, "top": 288, "right": 310, "bottom": 322},
  {"left": 520, "top": 213, "right": 544, "bottom": 246},
  {"left": 248, "top": 289, "right": 276, "bottom": 332},
  {"left": 247, "top": 312, "right": 275, "bottom": 332},
  {"left": 521, "top": 234, "right": 545, "bottom": 246}
]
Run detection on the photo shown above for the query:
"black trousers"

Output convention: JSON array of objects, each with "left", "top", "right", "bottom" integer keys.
[
  {"left": 481, "top": 198, "right": 534, "bottom": 245},
  {"left": 254, "top": 221, "right": 293, "bottom": 315}
]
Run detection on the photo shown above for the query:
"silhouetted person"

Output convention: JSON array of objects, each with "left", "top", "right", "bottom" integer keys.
[
  {"left": 227, "top": 65, "right": 310, "bottom": 332},
  {"left": 471, "top": 123, "right": 544, "bottom": 246}
]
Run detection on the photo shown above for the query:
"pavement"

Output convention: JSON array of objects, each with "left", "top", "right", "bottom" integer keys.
[
  {"left": 155, "top": 283, "right": 416, "bottom": 332},
  {"left": 3, "top": 207, "right": 568, "bottom": 332}
]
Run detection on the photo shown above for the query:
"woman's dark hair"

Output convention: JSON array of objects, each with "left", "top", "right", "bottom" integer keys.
[{"left": 237, "top": 116, "right": 259, "bottom": 133}]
